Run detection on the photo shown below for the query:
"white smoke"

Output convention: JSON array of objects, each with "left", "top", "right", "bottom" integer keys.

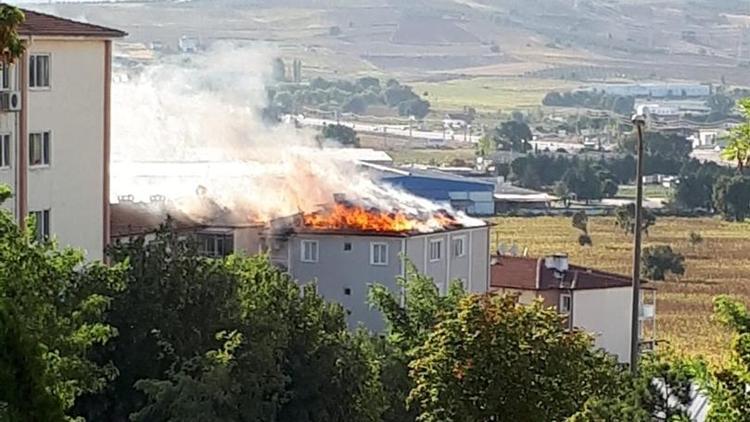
[{"left": 111, "top": 42, "right": 482, "bottom": 228}]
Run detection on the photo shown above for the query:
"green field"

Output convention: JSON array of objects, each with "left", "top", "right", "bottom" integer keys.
[
  {"left": 388, "top": 148, "right": 477, "bottom": 165},
  {"left": 617, "top": 184, "right": 673, "bottom": 199},
  {"left": 489, "top": 216, "right": 750, "bottom": 362},
  {"left": 412, "top": 77, "right": 581, "bottom": 112}
]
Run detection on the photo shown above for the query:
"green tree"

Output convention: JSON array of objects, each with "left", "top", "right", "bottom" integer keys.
[
  {"left": 0, "top": 301, "right": 66, "bottom": 422},
  {"left": 494, "top": 120, "right": 532, "bottom": 152},
  {"left": 695, "top": 296, "right": 750, "bottom": 421},
  {"left": 713, "top": 175, "right": 750, "bottom": 221},
  {"left": 320, "top": 123, "right": 360, "bottom": 147},
  {"left": 75, "top": 227, "right": 246, "bottom": 420},
  {"left": 0, "top": 5, "right": 26, "bottom": 64},
  {"left": 0, "top": 185, "right": 123, "bottom": 415},
  {"left": 369, "top": 264, "right": 466, "bottom": 422},
  {"left": 688, "top": 231, "right": 703, "bottom": 248},
  {"left": 572, "top": 211, "right": 592, "bottom": 246},
  {"left": 398, "top": 98, "right": 430, "bottom": 119},
  {"left": 408, "top": 294, "right": 623, "bottom": 422},
  {"left": 614, "top": 203, "right": 656, "bottom": 235},
  {"left": 721, "top": 98, "right": 750, "bottom": 174},
  {"left": 641, "top": 245, "right": 685, "bottom": 281},
  {"left": 129, "top": 254, "right": 384, "bottom": 422}
]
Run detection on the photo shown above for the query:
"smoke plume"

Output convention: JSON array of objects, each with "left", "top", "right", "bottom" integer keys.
[{"left": 110, "top": 42, "right": 481, "bottom": 229}]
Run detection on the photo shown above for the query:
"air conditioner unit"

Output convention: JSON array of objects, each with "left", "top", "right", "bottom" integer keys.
[{"left": 0, "top": 91, "right": 21, "bottom": 112}]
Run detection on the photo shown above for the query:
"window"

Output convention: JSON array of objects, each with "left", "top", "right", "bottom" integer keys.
[
  {"left": 29, "top": 54, "right": 50, "bottom": 88},
  {"left": 343, "top": 242, "right": 352, "bottom": 251},
  {"left": 0, "top": 63, "right": 9, "bottom": 90},
  {"left": 29, "top": 209, "right": 50, "bottom": 241},
  {"left": 301, "top": 240, "right": 319, "bottom": 263},
  {"left": 0, "top": 134, "right": 9, "bottom": 168},
  {"left": 29, "top": 132, "right": 50, "bottom": 166},
  {"left": 452, "top": 236, "right": 466, "bottom": 257},
  {"left": 344, "top": 287, "right": 352, "bottom": 296},
  {"left": 196, "top": 233, "right": 234, "bottom": 257},
  {"left": 560, "top": 293, "right": 572, "bottom": 314},
  {"left": 429, "top": 239, "right": 442, "bottom": 262},
  {"left": 370, "top": 242, "right": 388, "bottom": 266}
]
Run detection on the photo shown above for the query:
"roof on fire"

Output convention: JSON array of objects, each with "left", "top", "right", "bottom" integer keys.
[{"left": 18, "top": 8, "right": 127, "bottom": 38}]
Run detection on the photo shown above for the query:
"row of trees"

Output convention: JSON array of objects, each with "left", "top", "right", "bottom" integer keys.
[
  {"left": 269, "top": 76, "right": 431, "bottom": 119},
  {"left": 542, "top": 90, "right": 636, "bottom": 115},
  {"left": 2, "top": 190, "right": 750, "bottom": 420}
]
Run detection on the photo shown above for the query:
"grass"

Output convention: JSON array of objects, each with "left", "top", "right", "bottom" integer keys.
[
  {"left": 489, "top": 216, "right": 750, "bottom": 362},
  {"left": 617, "top": 184, "right": 673, "bottom": 199},
  {"left": 388, "top": 148, "right": 477, "bottom": 165},
  {"left": 411, "top": 77, "right": 581, "bottom": 112}
]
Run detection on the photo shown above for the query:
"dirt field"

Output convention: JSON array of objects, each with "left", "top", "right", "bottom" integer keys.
[{"left": 489, "top": 216, "right": 750, "bottom": 362}]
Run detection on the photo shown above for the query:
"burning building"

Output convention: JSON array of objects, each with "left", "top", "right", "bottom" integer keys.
[
  {"left": 111, "top": 197, "right": 490, "bottom": 331},
  {"left": 263, "top": 201, "right": 490, "bottom": 331}
]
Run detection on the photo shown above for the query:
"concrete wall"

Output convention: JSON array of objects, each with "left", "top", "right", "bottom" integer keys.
[
  {"left": 572, "top": 287, "right": 633, "bottom": 363},
  {"left": 285, "top": 226, "right": 490, "bottom": 331},
  {"left": 288, "top": 234, "right": 404, "bottom": 331},
  {"left": 29, "top": 40, "right": 106, "bottom": 260},
  {"left": 0, "top": 39, "right": 107, "bottom": 260}
]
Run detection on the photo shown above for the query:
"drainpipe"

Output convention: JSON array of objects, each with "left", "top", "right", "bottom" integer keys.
[{"left": 17, "top": 47, "right": 28, "bottom": 228}]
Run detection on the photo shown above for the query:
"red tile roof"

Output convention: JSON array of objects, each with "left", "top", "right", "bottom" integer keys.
[
  {"left": 490, "top": 255, "right": 654, "bottom": 291},
  {"left": 18, "top": 8, "right": 126, "bottom": 38}
]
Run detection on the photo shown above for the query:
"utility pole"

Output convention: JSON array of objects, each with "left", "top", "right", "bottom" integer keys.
[{"left": 629, "top": 109, "right": 647, "bottom": 373}]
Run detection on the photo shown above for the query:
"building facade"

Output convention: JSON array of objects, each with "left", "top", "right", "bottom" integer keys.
[
  {"left": 269, "top": 226, "right": 491, "bottom": 331},
  {"left": 490, "top": 254, "right": 656, "bottom": 363},
  {"left": 0, "top": 10, "right": 125, "bottom": 259}
]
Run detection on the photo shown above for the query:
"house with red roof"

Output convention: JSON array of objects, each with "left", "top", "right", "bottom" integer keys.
[
  {"left": 0, "top": 8, "right": 126, "bottom": 260},
  {"left": 490, "top": 253, "right": 656, "bottom": 363}
]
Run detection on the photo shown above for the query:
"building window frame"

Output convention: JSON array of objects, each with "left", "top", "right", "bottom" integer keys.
[
  {"left": 559, "top": 293, "right": 572, "bottom": 315},
  {"left": 429, "top": 239, "right": 443, "bottom": 262},
  {"left": 301, "top": 239, "right": 319, "bottom": 263},
  {"left": 370, "top": 242, "right": 389, "bottom": 266},
  {"left": 29, "top": 131, "right": 51, "bottom": 167},
  {"left": 0, "top": 62, "right": 10, "bottom": 91},
  {"left": 343, "top": 242, "right": 352, "bottom": 252},
  {"left": 0, "top": 133, "right": 10, "bottom": 168},
  {"left": 29, "top": 53, "right": 51, "bottom": 90},
  {"left": 196, "top": 232, "right": 234, "bottom": 258},
  {"left": 29, "top": 209, "right": 50, "bottom": 241},
  {"left": 452, "top": 235, "right": 466, "bottom": 258}
]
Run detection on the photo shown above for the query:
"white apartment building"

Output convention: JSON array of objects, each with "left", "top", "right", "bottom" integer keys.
[{"left": 0, "top": 9, "right": 125, "bottom": 259}]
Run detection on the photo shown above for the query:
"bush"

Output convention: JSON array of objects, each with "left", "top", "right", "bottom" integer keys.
[{"left": 642, "top": 245, "right": 685, "bottom": 281}]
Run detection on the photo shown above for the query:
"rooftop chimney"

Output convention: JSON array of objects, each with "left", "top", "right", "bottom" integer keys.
[{"left": 544, "top": 253, "right": 569, "bottom": 273}]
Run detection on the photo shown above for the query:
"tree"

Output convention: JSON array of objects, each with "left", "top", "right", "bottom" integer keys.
[
  {"left": 601, "top": 178, "right": 619, "bottom": 198},
  {"left": 343, "top": 95, "right": 368, "bottom": 114},
  {"left": 721, "top": 98, "right": 750, "bottom": 174},
  {"left": 641, "top": 245, "right": 685, "bottom": 281},
  {"left": 124, "top": 251, "right": 384, "bottom": 422},
  {"left": 713, "top": 175, "right": 750, "bottom": 221},
  {"left": 554, "top": 181, "right": 572, "bottom": 207},
  {"left": 398, "top": 98, "right": 430, "bottom": 119},
  {"left": 494, "top": 120, "right": 532, "bottom": 152},
  {"left": 695, "top": 296, "right": 750, "bottom": 421},
  {"left": 572, "top": 211, "right": 592, "bottom": 246},
  {"left": 0, "top": 301, "right": 66, "bottom": 422},
  {"left": 75, "top": 226, "right": 248, "bottom": 420},
  {"left": 320, "top": 123, "right": 360, "bottom": 147},
  {"left": 407, "top": 294, "right": 624, "bottom": 421},
  {"left": 614, "top": 203, "right": 656, "bottom": 235},
  {"left": 0, "top": 5, "right": 26, "bottom": 65},
  {"left": 688, "top": 231, "right": 703, "bottom": 248},
  {"left": 0, "top": 185, "right": 122, "bottom": 417}
]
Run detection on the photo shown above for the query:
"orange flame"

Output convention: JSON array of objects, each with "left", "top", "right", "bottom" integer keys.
[{"left": 302, "top": 203, "right": 459, "bottom": 233}]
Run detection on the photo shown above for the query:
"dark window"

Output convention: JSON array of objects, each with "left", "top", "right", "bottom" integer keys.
[
  {"left": 29, "top": 131, "right": 50, "bottom": 166},
  {"left": 29, "top": 209, "right": 50, "bottom": 241},
  {"left": 197, "top": 233, "right": 234, "bottom": 257},
  {"left": 0, "top": 134, "right": 9, "bottom": 167},
  {"left": 29, "top": 54, "right": 50, "bottom": 88},
  {"left": 344, "top": 288, "right": 352, "bottom": 296},
  {"left": 344, "top": 242, "right": 352, "bottom": 251}
]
